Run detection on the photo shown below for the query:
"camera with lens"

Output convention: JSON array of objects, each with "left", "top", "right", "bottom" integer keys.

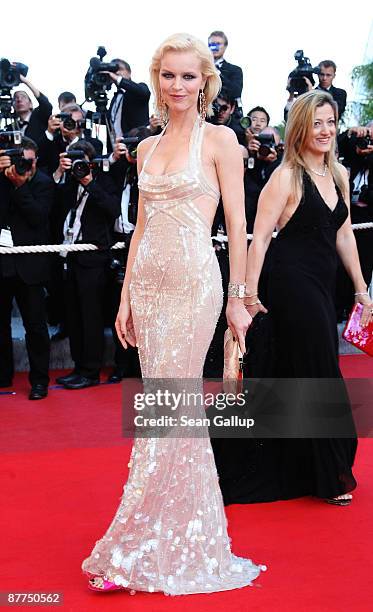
[
  {"left": 66, "top": 150, "right": 109, "bottom": 180},
  {"left": 358, "top": 184, "right": 373, "bottom": 207},
  {"left": 355, "top": 136, "right": 373, "bottom": 149},
  {"left": 0, "top": 148, "right": 33, "bottom": 175},
  {"left": 109, "top": 256, "right": 125, "bottom": 284},
  {"left": 288, "top": 50, "right": 320, "bottom": 96},
  {"left": 240, "top": 115, "right": 252, "bottom": 130},
  {"left": 0, "top": 58, "right": 28, "bottom": 90},
  {"left": 0, "top": 130, "right": 22, "bottom": 147},
  {"left": 256, "top": 133, "right": 276, "bottom": 157},
  {"left": 56, "top": 113, "right": 86, "bottom": 131},
  {"left": 84, "top": 46, "right": 119, "bottom": 110},
  {"left": 119, "top": 136, "right": 140, "bottom": 160}
]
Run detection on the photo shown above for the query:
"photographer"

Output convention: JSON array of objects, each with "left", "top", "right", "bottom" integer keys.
[
  {"left": 11, "top": 76, "right": 52, "bottom": 146},
  {"left": 37, "top": 103, "right": 103, "bottom": 178},
  {"left": 244, "top": 121, "right": 282, "bottom": 232},
  {"left": 105, "top": 128, "right": 150, "bottom": 382},
  {"left": 284, "top": 55, "right": 347, "bottom": 121},
  {"left": 57, "top": 91, "right": 77, "bottom": 110},
  {"left": 316, "top": 60, "right": 347, "bottom": 120},
  {"left": 106, "top": 59, "right": 150, "bottom": 142},
  {"left": 52, "top": 140, "right": 121, "bottom": 389},
  {"left": 208, "top": 31, "right": 243, "bottom": 114},
  {"left": 336, "top": 123, "right": 373, "bottom": 319},
  {"left": 209, "top": 89, "right": 245, "bottom": 144},
  {"left": 0, "top": 136, "right": 54, "bottom": 399}
]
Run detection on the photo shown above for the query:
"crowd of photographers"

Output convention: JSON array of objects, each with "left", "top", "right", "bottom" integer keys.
[{"left": 0, "top": 33, "right": 372, "bottom": 399}]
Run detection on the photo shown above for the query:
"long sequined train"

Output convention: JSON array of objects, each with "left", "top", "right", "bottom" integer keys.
[{"left": 82, "top": 117, "right": 266, "bottom": 594}]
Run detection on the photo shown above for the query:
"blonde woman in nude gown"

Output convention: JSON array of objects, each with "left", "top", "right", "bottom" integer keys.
[{"left": 82, "top": 33, "right": 266, "bottom": 595}]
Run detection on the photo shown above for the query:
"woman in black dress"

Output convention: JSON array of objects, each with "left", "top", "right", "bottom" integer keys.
[{"left": 218, "top": 91, "right": 373, "bottom": 506}]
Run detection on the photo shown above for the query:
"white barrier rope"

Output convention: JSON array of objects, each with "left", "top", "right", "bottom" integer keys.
[{"left": 0, "top": 223, "right": 372, "bottom": 255}]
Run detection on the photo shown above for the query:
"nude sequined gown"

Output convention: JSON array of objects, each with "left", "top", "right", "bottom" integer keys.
[{"left": 82, "top": 117, "right": 265, "bottom": 594}]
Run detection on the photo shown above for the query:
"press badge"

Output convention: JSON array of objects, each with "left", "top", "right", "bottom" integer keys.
[{"left": 0, "top": 228, "right": 14, "bottom": 247}]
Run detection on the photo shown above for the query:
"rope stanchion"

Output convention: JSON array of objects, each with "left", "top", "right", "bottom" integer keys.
[
  {"left": 0, "top": 223, "right": 372, "bottom": 255},
  {"left": 0, "top": 242, "right": 126, "bottom": 255}
]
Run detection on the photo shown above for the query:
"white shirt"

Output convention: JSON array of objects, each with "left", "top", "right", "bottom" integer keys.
[
  {"left": 60, "top": 185, "right": 89, "bottom": 257},
  {"left": 114, "top": 183, "right": 135, "bottom": 234},
  {"left": 111, "top": 78, "right": 127, "bottom": 140}
]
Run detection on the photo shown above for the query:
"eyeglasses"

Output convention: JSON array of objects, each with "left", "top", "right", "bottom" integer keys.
[{"left": 218, "top": 104, "right": 229, "bottom": 113}]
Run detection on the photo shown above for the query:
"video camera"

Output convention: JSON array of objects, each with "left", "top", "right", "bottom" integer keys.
[
  {"left": 84, "top": 46, "right": 119, "bottom": 112},
  {"left": 288, "top": 50, "right": 320, "bottom": 96},
  {"left": 0, "top": 59, "right": 29, "bottom": 121},
  {"left": 65, "top": 149, "right": 110, "bottom": 180},
  {"left": 0, "top": 148, "right": 33, "bottom": 175},
  {"left": 56, "top": 113, "right": 86, "bottom": 131},
  {"left": 0, "top": 58, "right": 28, "bottom": 91}
]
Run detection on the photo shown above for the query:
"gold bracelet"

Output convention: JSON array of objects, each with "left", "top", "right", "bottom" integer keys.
[
  {"left": 245, "top": 299, "right": 262, "bottom": 306},
  {"left": 245, "top": 292, "right": 258, "bottom": 299}
]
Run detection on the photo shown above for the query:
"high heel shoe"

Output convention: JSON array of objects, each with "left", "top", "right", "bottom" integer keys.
[
  {"left": 88, "top": 577, "right": 125, "bottom": 592},
  {"left": 324, "top": 494, "right": 353, "bottom": 506}
]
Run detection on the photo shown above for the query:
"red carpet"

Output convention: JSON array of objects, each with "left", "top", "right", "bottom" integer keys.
[{"left": 1, "top": 356, "right": 373, "bottom": 611}]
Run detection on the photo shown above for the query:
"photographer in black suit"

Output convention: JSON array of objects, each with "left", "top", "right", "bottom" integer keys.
[
  {"left": 316, "top": 60, "right": 347, "bottom": 120},
  {"left": 209, "top": 88, "right": 246, "bottom": 144},
  {"left": 0, "top": 137, "right": 54, "bottom": 399},
  {"left": 52, "top": 140, "right": 121, "bottom": 389},
  {"left": 208, "top": 31, "right": 243, "bottom": 115},
  {"left": 10, "top": 75, "right": 52, "bottom": 146},
  {"left": 336, "top": 123, "right": 373, "bottom": 320},
  {"left": 106, "top": 59, "right": 150, "bottom": 144},
  {"left": 37, "top": 103, "right": 103, "bottom": 178},
  {"left": 105, "top": 129, "right": 150, "bottom": 383}
]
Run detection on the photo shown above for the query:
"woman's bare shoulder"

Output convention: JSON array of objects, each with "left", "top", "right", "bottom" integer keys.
[
  {"left": 204, "top": 122, "right": 239, "bottom": 146},
  {"left": 137, "top": 135, "right": 158, "bottom": 156},
  {"left": 269, "top": 163, "right": 293, "bottom": 187}
]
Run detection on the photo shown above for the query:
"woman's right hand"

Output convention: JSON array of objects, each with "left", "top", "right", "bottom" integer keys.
[{"left": 115, "top": 298, "right": 137, "bottom": 349}]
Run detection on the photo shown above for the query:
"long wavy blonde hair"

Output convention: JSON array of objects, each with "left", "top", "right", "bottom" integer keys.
[
  {"left": 283, "top": 90, "right": 345, "bottom": 199},
  {"left": 149, "top": 33, "right": 221, "bottom": 118}
]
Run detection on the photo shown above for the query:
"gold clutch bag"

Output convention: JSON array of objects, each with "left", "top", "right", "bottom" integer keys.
[{"left": 223, "top": 328, "right": 243, "bottom": 393}]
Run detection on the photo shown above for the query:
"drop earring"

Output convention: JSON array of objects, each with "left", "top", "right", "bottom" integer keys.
[
  {"left": 198, "top": 89, "right": 207, "bottom": 124},
  {"left": 159, "top": 97, "right": 169, "bottom": 129}
]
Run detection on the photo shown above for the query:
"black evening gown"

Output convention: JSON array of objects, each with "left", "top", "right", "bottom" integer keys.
[{"left": 214, "top": 171, "right": 357, "bottom": 504}]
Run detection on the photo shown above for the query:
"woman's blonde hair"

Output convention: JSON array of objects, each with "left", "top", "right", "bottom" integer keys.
[
  {"left": 282, "top": 90, "right": 345, "bottom": 199},
  {"left": 150, "top": 33, "right": 221, "bottom": 118}
]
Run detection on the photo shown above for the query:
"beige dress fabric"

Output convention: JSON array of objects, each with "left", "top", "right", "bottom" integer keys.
[{"left": 82, "top": 117, "right": 265, "bottom": 594}]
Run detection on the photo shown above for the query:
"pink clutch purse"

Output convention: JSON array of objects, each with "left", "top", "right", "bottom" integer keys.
[{"left": 342, "top": 303, "right": 373, "bottom": 357}]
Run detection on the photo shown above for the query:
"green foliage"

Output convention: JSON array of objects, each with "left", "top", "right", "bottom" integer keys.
[
  {"left": 350, "top": 61, "right": 373, "bottom": 125},
  {"left": 274, "top": 121, "right": 286, "bottom": 140}
]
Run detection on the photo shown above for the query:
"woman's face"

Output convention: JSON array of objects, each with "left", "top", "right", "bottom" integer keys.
[
  {"left": 159, "top": 51, "right": 205, "bottom": 114},
  {"left": 306, "top": 103, "right": 336, "bottom": 155}
]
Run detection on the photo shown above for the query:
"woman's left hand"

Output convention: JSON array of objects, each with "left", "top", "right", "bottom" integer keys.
[
  {"left": 356, "top": 293, "right": 373, "bottom": 327},
  {"left": 226, "top": 298, "right": 252, "bottom": 355}
]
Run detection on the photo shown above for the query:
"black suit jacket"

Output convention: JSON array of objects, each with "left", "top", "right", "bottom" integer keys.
[
  {"left": 52, "top": 172, "right": 121, "bottom": 268},
  {"left": 37, "top": 133, "right": 103, "bottom": 177},
  {"left": 217, "top": 60, "right": 243, "bottom": 99},
  {"left": 0, "top": 169, "right": 55, "bottom": 284},
  {"left": 108, "top": 78, "right": 150, "bottom": 137},
  {"left": 8, "top": 93, "right": 53, "bottom": 146},
  {"left": 338, "top": 130, "right": 373, "bottom": 193},
  {"left": 317, "top": 85, "right": 347, "bottom": 119}
]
